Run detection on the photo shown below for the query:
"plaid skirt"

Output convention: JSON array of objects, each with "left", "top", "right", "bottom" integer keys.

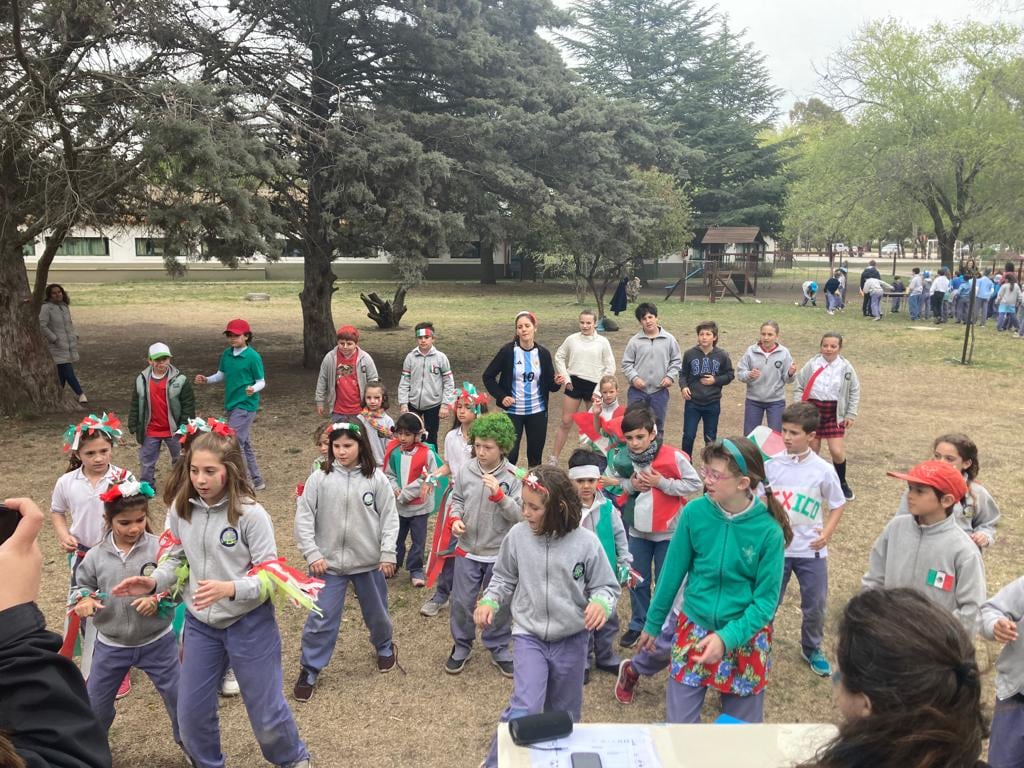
[{"left": 807, "top": 398, "right": 845, "bottom": 438}]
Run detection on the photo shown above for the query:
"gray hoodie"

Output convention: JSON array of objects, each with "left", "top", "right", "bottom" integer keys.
[
  {"left": 295, "top": 464, "right": 399, "bottom": 575},
  {"left": 314, "top": 346, "right": 379, "bottom": 413},
  {"left": 981, "top": 576, "right": 1024, "bottom": 700},
  {"left": 794, "top": 356, "right": 860, "bottom": 422},
  {"left": 862, "top": 513, "right": 986, "bottom": 635},
  {"left": 73, "top": 532, "right": 173, "bottom": 647},
  {"left": 398, "top": 346, "right": 455, "bottom": 410},
  {"left": 895, "top": 480, "right": 1000, "bottom": 546},
  {"left": 153, "top": 497, "right": 277, "bottom": 629},
  {"left": 621, "top": 327, "right": 682, "bottom": 394},
  {"left": 483, "top": 521, "right": 620, "bottom": 642},
  {"left": 450, "top": 458, "right": 523, "bottom": 558},
  {"left": 736, "top": 343, "right": 795, "bottom": 403}
]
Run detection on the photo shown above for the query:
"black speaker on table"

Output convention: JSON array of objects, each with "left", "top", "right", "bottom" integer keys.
[{"left": 508, "top": 712, "right": 573, "bottom": 746}]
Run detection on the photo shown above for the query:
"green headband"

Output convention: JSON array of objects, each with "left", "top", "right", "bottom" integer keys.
[{"left": 721, "top": 439, "right": 749, "bottom": 476}]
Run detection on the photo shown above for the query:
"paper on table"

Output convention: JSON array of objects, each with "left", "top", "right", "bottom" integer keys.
[{"left": 528, "top": 725, "right": 661, "bottom": 768}]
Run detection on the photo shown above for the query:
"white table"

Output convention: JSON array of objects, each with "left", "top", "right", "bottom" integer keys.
[{"left": 498, "top": 722, "right": 838, "bottom": 767}]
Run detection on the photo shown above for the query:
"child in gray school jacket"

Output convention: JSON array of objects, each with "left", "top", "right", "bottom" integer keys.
[
  {"left": 863, "top": 460, "right": 986, "bottom": 635},
  {"left": 981, "top": 575, "right": 1024, "bottom": 767}
]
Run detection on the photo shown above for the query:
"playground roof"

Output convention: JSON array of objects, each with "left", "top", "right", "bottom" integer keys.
[{"left": 701, "top": 226, "right": 764, "bottom": 245}]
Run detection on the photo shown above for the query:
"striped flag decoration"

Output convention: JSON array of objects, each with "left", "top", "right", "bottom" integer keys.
[
  {"left": 927, "top": 569, "right": 955, "bottom": 591},
  {"left": 747, "top": 425, "right": 786, "bottom": 460}
]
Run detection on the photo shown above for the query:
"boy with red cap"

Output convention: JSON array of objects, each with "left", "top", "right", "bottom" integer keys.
[
  {"left": 315, "top": 325, "right": 379, "bottom": 421},
  {"left": 862, "top": 460, "right": 986, "bottom": 634},
  {"left": 194, "top": 319, "right": 267, "bottom": 491}
]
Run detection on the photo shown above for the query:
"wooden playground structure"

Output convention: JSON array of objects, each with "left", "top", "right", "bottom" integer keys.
[{"left": 665, "top": 226, "right": 772, "bottom": 303}]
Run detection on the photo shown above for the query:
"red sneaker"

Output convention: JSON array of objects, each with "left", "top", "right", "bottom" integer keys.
[
  {"left": 116, "top": 672, "right": 132, "bottom": 700},
  {"left": 614, "top": 660, "right": 639, "bottom": 704}
]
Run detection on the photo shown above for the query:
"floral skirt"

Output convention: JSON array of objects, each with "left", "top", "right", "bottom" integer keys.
[{"left": 670, "top": 613, "right": 772, "bottom": 697}]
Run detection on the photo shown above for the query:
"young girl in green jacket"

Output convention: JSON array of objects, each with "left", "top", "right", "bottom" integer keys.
[{"left": 637, "top": 437, "right": 792, "bottom": 723}]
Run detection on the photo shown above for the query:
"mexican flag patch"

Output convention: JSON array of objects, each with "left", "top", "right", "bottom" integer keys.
[{"left": 926, "top": 569, "right": 955, "bottom": 591}]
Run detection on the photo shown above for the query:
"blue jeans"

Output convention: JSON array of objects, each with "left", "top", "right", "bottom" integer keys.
[
  {"left": 909, "top": 293, "right": 922, "bottom": 320},
  {"left": 626, "top": 386, "right": 670, "bottom": 439},
  {"left": 682, "top": 399, "right": 721, "bottom": 457},
  {"left": 56, "top": 362, "right": 84, "bottom": 395},
  {"left": 627, "top": 536, "right": 670, "bottom": 632}
]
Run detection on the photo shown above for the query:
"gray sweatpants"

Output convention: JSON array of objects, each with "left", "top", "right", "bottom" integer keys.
[
  {"left": 778, "top": 556, "right": 828, "bottom": 655},
  {"left": 667, "top": 679, "right": 765, "bottom": 724},
  {"left": 449, "top": 557, "right": 512, "bottom": 662}
]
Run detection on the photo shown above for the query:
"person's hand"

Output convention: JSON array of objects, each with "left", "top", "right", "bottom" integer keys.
[
  {"left": 842, "top": 417, "right": 855, "bottom": 429},
  {"left": 554, "top": 374, "right": 567, "bottom": 385},
  {"left": 132, "top": 596, "right": 158, "bottom": 617},
  {"left": 192, "top": 579, "right": 235, "bottom": 610},
  {"left": 659, "top": 377, "right": 673, "bottom": 389},
  {"left": 400, "top": 404, "right": 409, "bottom": 413},
  {"left": 583, "top": 602, "right": 607, "bottom": 631},
  {"left": 482, "top": 473, "right": 500, "bottom": 495},
  {"left": 451, "top": 519, "right": 466, "bottom": 536},
  {"left": 631, "top": 473, "right": 651, "bottom": 492},
  {"left": 440, "top": 405, "right": 451, "bottom": 419},
  {"left": 632, "top": 377, "right": 646, "bottom": 390},
  {"left": 309, "top": 559, "right": 328, "bottom": 577},
  {"left": 700, "top": 375, "right": 715, "bottom": 386},
  {"left": 788, "top": 362, "right": 798, "bottom": 376},
  {"left": 692, "top": 633, "right": 725, "bottom": 665},
  {"left": 810, "top": 531, "right": 829, "bottom": 551},
  {"left": 748, "top": 369, "right": 761, "bottom": 380},
  {"left": 418, "top": 484, "right": 431, "bottom": 503},
  {"left": 501, "top": 396, "right": 515, "bottom": 408},
  {"left": 58, "top": 531, "right": 79, "bottom": 553},
  {"left": 639, "top": 469, "right": 663, "bottom": 488},
  {"left": 194, "top": 374, "right": 207, "bottom": 385},
  {"left": 970, "top": 532, "right": 990, "bottom": 549},
  {"left": 316, "top": 405, "right": 325, "bottom": 416},
  {"left": 112, "top": 575, "right": 157, "bottom": 597},
  {"left": 992, "top": 618, "right": 1019, "bottom": 644},
  {"left": 245, "top": 385, "right": 255, "bottom": 396},
  {"left": 590, "top": 393, "right": 602, "bottom": 413},
  {"left": 636, "top": 631, "right": 657, "bottom": 653},
  {"left": 379, "top": 562, "right": 396, "bottom": 578},
  {"left": 74, "top": 596, "right": 102, "bottom": 618},
  {"left": 681, "top": 386, "right": 692, "bottom": 400},
  {"left": 474, "top": 603, "right": 494, "bottom": 628},
  {"left": 0, "top": 498, "right": 44, "bottom": 613}
]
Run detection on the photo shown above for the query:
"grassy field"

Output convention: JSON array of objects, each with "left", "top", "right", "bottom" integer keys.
[{"left": 9, "top": 279, "right": 1019, "bottom": 767}]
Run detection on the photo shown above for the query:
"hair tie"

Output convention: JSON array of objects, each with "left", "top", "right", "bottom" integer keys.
[
  {"left": 176, "top": 416, "right": 235, "bottom": 444},
  {"left": 330, "top": 421, "right": 362, "bottom": 436},
  {"left": 721, "top": 439, "right": 749, "bottom": 476}
]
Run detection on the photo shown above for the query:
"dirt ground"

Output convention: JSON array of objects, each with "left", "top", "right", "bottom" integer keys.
[{"left": 6, "top": 280, "right": 1019, "bottom": 767}]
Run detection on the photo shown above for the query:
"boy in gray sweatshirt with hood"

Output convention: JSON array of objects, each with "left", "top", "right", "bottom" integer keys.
[
  {"left": 863, "top": 460, "right": 986, "bottom": 636},
  {"left": 981, "top": 575, "right": 1024, "bottom": 766}
]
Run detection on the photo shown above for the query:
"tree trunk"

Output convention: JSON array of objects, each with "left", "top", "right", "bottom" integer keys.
[
  {"left": 31, "top": 222, "right": 71, "bottom": 309},
  {"left": 300, "top": 240, "right": 337, "bottom": 368},
  {"left": 479, "top": 237, "right": 496, "bottom": 285},
  {"left": 0, "top": 239, "right": 76, "bottom": 415},
  {"left": 360, "top": 287, "right": 408, "bottom": 329}
]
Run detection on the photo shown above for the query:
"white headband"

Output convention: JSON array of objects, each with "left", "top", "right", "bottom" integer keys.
[{"left": 568, "top": 465, "right": 601, "bottom": 480}]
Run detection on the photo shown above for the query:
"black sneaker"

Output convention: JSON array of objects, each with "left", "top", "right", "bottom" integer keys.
[
  {"left": 595, "top": 661, "right": 623, "bottom": 675},
  {"left": 292, "top": 668, "right": 316, "bottom": 702},
  {"left": 584, "top": 667, "right": 591, "bottom": 686},
  {"left": 444, "top": 647, "right": 468, "bottom": 675},
  {"left": 619, "top": 629, "right": 642, "bottom": 649},
  {"left": 841, "top": 484, "right": 855, "bottom": 501},
  {"left": 492, "top": 658, "right": 514, "bottom": 678}
]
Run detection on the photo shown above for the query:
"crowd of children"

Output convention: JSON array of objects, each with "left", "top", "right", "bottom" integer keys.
[{"left": 31, "top": 307, "right": 1020, "bottom": 768}]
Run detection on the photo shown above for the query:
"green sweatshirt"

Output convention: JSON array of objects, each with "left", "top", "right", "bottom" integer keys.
[{"left": 643, "top": 494, "right": 785, "bottom": 651}]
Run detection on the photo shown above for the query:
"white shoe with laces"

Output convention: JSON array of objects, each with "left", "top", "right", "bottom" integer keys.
[{"left": 220, "top": 668, "right": 240, "bottom": 696}]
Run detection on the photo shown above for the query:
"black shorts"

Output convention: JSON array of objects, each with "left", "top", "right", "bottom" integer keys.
[{"left": 565, "top": 375, "right": 598, "bottom": 401}]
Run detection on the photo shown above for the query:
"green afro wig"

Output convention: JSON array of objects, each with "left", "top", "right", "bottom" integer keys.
[{"left": 468, "top": 412, "right": 517, "bottom": 455}]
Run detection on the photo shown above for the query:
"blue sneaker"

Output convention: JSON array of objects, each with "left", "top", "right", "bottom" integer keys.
[{"left": 802, "top": 648, "right": 832, "bottom": 677}]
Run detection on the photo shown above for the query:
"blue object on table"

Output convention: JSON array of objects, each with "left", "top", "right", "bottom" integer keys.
[{"left": 714, "top": 714, "right": 747, "bottom": 725}]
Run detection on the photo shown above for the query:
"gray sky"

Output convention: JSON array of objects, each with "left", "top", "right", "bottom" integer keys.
[
  {"left": 719, "top": 0, "right": 1008, "bottom": 117},
  {"left": 552, "top": 0, "right": 1015, "bottom": 119}
]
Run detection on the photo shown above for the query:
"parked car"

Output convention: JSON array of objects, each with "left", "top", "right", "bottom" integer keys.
[{"left": 881, "top": 242, "right": 900, "bottom": 255}]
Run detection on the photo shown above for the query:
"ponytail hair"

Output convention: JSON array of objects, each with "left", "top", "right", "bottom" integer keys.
[
  {"left": 933, "top": 433, "right": 979, "bottom": 481},
  {"left": 800, "top": 588, "right": 986, "bottom": 768},
  {"left": 701, "top": 437, "right": 792, "bottom": 547}
]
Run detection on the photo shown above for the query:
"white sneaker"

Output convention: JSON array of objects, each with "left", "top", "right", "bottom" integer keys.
[
  {"left": 78, "top": 393, "right": 88, "bottom": 404},
  {"left": 547, "top": 456, "right": 558, "bottom": 466},
  {"left": 220, "top": 668, "right": 240, "bottom": 696}
]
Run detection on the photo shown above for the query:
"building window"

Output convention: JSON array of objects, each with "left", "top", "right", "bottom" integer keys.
[
  {"left": 135, "top": 237, "right": 176, "bottom": 257},
  {"left": 454, "top": 241, "right": 482, "bottom": 259},
  {"left": 50, "top": 236, "right": 109, "bottom": 257},
  {"left": 22, "top": 241, "right": 37, "bottom": 257}
]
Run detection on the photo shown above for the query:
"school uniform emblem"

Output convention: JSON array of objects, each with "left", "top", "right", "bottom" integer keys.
[
  {"left": 141, "top": 561, "right": 157, "bottom": 577},
  {"left": 499, "top": 481, "right": 510, "bottom": 494},
  {"left": 362, "top": 491, "right": 375, "bottom": 506},
  {"left": 572, "top": 562, "right": 585, "bottom": 580},
  {"left": 219, "top": 527, "right": 239, "bottom": 547},
  {"left": 774, "top": 361, "right": 782, "bottom": 368},
  {"left": 927, "top": 569, "right": 954, "bottom": 591}
]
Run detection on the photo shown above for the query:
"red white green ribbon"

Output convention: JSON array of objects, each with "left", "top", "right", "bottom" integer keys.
[
  {"left": 248, "top": 558, "right": 325, "bottom": 616},
  {"left": 62, "top": 412, "right": 123, "bottom": 452}
]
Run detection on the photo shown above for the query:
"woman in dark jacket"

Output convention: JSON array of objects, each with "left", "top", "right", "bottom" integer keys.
[{"left": 482, "top": 311, "right": 560, "bottom": 466}]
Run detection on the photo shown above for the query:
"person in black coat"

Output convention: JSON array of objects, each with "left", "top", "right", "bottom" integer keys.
[
  {"left": 859, "top": 260, "right": 881, "bottom": 316},
  {"left": 482, "top": 311, "right": 560, "bottom": 466},
  {"left": 0, "top": 497, "right": 112, "bottom": 768},
  {"left": 610, "top": 278, "right": 628, "bottom": 316}
]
